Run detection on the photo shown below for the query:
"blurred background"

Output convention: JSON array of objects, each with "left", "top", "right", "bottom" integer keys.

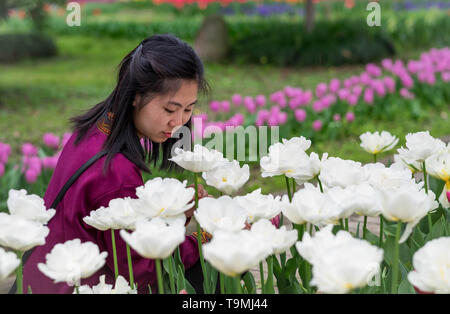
[{"left": 0, "top": 0, "right": 449, "bottom": 208}]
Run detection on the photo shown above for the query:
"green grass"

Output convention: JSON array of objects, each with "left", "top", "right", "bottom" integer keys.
[{"left": 0, "top": 34, "right": 449, "bottom": 196}]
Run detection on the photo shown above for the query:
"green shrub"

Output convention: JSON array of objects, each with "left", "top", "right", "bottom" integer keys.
[{"left": 0, "top": 32, "right": 57, "bottom": 63}]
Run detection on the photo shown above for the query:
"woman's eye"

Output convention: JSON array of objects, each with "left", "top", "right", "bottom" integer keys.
[
  {"left": 184, "top": 110, "right": 192, "bottom": 113},
  {"left": 165, "top": 109, "right": 174, "bottom": 113}
]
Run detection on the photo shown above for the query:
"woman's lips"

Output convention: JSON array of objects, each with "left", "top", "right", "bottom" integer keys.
[{"left": 163, "top": 132, "right": 172, "bottom": 138}]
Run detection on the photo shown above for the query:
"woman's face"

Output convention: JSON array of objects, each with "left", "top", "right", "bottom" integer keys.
[{"left": 133, "top": 80, "right": 198, "bottom": 143}]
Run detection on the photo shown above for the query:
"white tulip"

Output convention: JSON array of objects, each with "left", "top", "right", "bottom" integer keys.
[
  {"left": 408, "top": 237, "right": 450, "bottom": 294},
  {"left": 135, "top": 177, "right": 194, "bottom": 219},
  {"left": 332, "top": 183, "right": 382, "bottom": 217},
  {"left": 319, "top": 157, "right": 368, "bottom": 188},
  {"left": 75, "top": 275, "right": 137, "bottom": 294},
  {"left": 426, "top": 148, "right": 450, "bottom": 182},
  {"left": 260, "top": 137, "right": 311, "bottom": 178},
  {"left": 296, "top": 225, "right": 383, "bottom": 294},
  {"left": 7, "top": 189, "right": 55, "bottom": 225},
  {"left": 0, "top": 213, "right": 49, "bottom": 251},
  {"left": 250, "top": 219, "right": 297, "bottom": 254},
  {"left": 83, "top": 197, "right": 145, "bottom": 231},
  {"left": 364, "top": 162, "right": 415, "bottom": 189},
  {"left": 202, "top": 160, "right": 249, "bottom": 195},
  {"left": 377, "top": 181, "right": 439, "bottom": 243},
  {"left": 396, "top": 131, "right": 446, "bottom": 166},
  {"left": 234, "top": 188, "right": 281, "bottom": 223},
  {"left": 0, "top": 247, "right": 20, "bottom": 281},
  {"left": 203, "top": 230, "right": 272, "bottom": 277},
  {"left": 120, "top": 217, "right": 185, "bottom": 260},
  {"left": 281, "top": 183, "right": 348, "bottom": 226},
  {"left": 169, "top": 144, "right": 225, "bottom": 173},
  {"left": 438, "top": 186, "right": 449, "bottom": 209},
  {"left": 359, "top": 131, "right": 398, "bottom": 155},
  {"left": 38, "top": 238, "right": 107, "bottom": 286},
  {"left": 292, "top": 152, "right": 328, "bottom": 185},
  {"left": 194, "top": 195, "right": 247, "bottom": 234}
]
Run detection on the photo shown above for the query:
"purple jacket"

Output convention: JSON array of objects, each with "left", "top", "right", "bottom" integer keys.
[{"left": 22, "top": 125, "right": 199, "bottom": 294}]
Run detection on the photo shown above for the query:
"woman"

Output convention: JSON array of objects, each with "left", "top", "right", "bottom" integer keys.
[{"left": 22, "top": 34, "right": 212, "bottom": 294}]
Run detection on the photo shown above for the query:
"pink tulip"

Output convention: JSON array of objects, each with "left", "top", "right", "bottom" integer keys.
[
  {"left": 25, "top": 169, "right": 39, "bottom": 184},
  {"left": 270, "top": 106, "right": 281, "bottom": 116},
  {"left": 294, "top": 109, "right": 306, "bottom": 122},
  {"left": 255, "top": 94, "right": 266, "bottom": 107},
  {"left": 338, "top": 89, "right": 350, "bottom": 100},
  {"left": 0, "top": 143, "right": 11, "bottom": 164},
  {"left": 22, "top": 143, "right": 38, "bottom": 156},
  {"left": 277, "top": 112, "right": 288, "bottom": 125},
  {"left": 193, "top": 113, "right": 208, "bottom": 123},
  {"left": 366, "top": 64, "right": 382, "bottom": 77},
  {"left": 277, "top": 96, "right": 287, "bottom": 108},
  {"left": 284, "top": 86, "right": 302, "bottom": 98},
  {"left": 333, "top": 114, "right": 341, "bottom": 121},
  {"left": 352, "top": 85, "right": 363, "bottom": 96},
  {"left": 345, "top": 111, "right": 355, "bottom": 122},
  {"left": 270, "top": 91, "right": 284, "bottom": 103},
  {"left": 348, "top": 94, "right": 359, "bottom": 106},
  {"left": 315, "top": 83, "right": 327, "bottom": 98},
  {"left": 179, "top": 289, "right": 188, "bottom": 294},
  {"left": 267, "top": 115, "right": 278, "bottom": 127},
  {"left": 350, "top": 76, "right": 360, "bottom": 85},
  {"left": 221, "top": 101, "right": 230, "bottom": 112},
  {"left": 363, "top": 88, "right": 374, "bottom": 104},
  {"left": 244, "top": 99, "right": 257, "bottom": 114},
  {"left": 42, "top": 156, "right": 58, "bottom": 170},
  {"left": 343, "top": 78, "right": 353, "bottom": 89},
  {"left": 233, "top": 113, "right": 244, "bottom": 126},
  {"left": 372, "top": 81, "right": 386, "bottom": 97},
  {"left": 399, "top": 88, "right": 415, "bottom": 99},
  {"left": 258, "top": 110, "right": 270, "bottom": 121},
  {"left": 301, "top": 91, "right": 313, "bottom": 105},
  {"left": 231, "top": 94, "right": 242, "bottom": 106},
  {"left": 255, "top": 118, "right": 264, "bottom": 127},
  {"left": 400, "top": 74, "right": 414, "bottom": 89},
  {"left": 381, "top": 58, "right": 393, "bottom": 70},
  {"left": 383, "top": 76, "right": 396, "bottom": 93},
  {"left": 312, "top": 100, "right": 323, "bottom": 113},
  {"left": 62, "top": 133, "right": 72, "bottom": 148},
  {"left": 209, "top": 101, "right": 220, "bottom": 112},
  {"left": 446, "top": 189, "right": 450, "bottom": 203},
  {"left": 329, "top": 79, "right": 340, "bottom": 93},
  {"left": 43, "top": 133, "right": 60, "bottom": 150},
  {"left": 312, "top": 120, "right": 322, "bottom": 131},
  {"left": 360, "top": 72, "right": 372, "bottom": 85},
  {"left": 442, "top": 72, "right": 450, "bottom": 82},
  {"left": 289, "top": 97, "right": 301, "bottom": 109},
  {"left": 0, "top": 163, "right": 4, "bottom": 177}
]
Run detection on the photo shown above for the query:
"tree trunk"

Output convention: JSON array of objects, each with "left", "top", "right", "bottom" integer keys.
[{"left": 305, "top": 0, "right": 315, "bottom": 33}]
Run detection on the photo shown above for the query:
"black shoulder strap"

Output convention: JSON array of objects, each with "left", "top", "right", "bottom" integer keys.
[{"left": 8, "top": 150, "right": 108, "bottom": 294}]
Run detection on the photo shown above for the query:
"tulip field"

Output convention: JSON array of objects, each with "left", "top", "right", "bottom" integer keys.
[{"left": 1, "top": 0, "right": 450, "bottom": 296}]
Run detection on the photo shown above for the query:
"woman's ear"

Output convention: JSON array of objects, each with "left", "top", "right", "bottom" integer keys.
[{"left": 132, "top": 95, "right": 141, "bottom": 108}]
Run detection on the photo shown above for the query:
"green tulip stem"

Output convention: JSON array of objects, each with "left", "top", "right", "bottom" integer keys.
[
  {"left": 75, "top": 285, "right": 80, "bottom": 294},
  {"left": 220, "top": 273, "right": 225, "bottom": 294},
  {"left": 345, "top": 218, "right": 349, "bottom": 231},
  {"left": 392, "top": 222, "right": 402, "bottom": 294},
  {"left": 111, "top": 229, "right": 119, "bottom": 280},
  {"left": 193, "top": 172, "right": 209, "bottom": 294},
  {"left": 15, "top": 251, "right": 24, "bottom": 294},
  {"left": 126, "top": 243, "right": 135, "bottom": 290},
  {"left": 317, "top": 177, "right": 324, "bottom": 193},
  {"left": 292, "top": 178, "right": 296, "bottom": 194},
  {"left": 422, "top": 161, "right": 433, "bottom": 231},
  {"left": 167, "top": 256, "right": 175, "bottom": 294},
  {"left": 373, "top": 154, "right": 377, "bottom": 163},
  {"left": 234, "top": 275, "right": 242, "bottom": 294},
  {"left": 155, "top": 258, "right": 164, "bottom": 294},
  {"left": 259, "top": 261, "right": 265, "bottom": 294},
  {"left": 363, "top": 216, "right": 368, "bottom": 240},
  {"left": 379, "top": 216, "right": 384, "bottom": 247}
]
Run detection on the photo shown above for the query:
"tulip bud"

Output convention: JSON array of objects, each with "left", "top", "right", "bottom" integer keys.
[
  {"left": 312, "top": 120, "right": 322, "bottom": 131},
  {"left": 446, "top": 189, "right": 450, "bottom": 203}
]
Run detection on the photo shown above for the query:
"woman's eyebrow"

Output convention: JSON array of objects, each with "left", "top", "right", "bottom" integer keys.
[{"left": 167, "top": 100, "right": 197, "bottom": 107}]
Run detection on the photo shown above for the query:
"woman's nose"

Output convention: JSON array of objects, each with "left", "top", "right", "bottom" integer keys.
[{"left": 169, "top": 114, "right": 183, "bottom": 128}]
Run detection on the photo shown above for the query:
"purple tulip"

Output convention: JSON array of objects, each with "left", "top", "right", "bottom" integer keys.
[
  {"left": 270, "top": 91, "right": 284, "bottom": 103},
  {"left": 42, "top": 156, "right": 58, "bottom": 170},
  {"left": 442, "top": 72, "right": 450, "bottom": 82},
  {"left": 350, "top": 76, "right": 360, "bottom": 85},
  {"left": 22, "top": 143, "right": 38, "bottom": 156},
  {"left": 233, "top": 113, "right": 244, "bottom": 125},
  {"left": 352, "top": 85, "right": 363, "bottom": 96},
  {"left": 244, "top": 98, "right": 257, "bottom": 113},
  {"left": 312, "top": 120, "right": 322, "bottom": 131},
  {"left": 289, "top": 97, "right": 302, "bottom": 109},
  {"left": 0, "top": 143, "right": 11, "bottom": 164},
  {"left": 333, "top": 113, "right": 341, "bottom": 121},
  {"left": 295, "top": 109, "right": 307, "bottom": 122},
  {"left": 258, "top": 109, "right": 270, "bottom": 121},
  {"left": 209, "top": 101, "right": 221, "bottom": 112},
  {"left": 312, "top": 100, "right": 324, "bottom": 113},
  {"left": 232, "top": 94, "right": 243, "bottom": 106},
  {"left": 400, "top": 74, "right": 414, "bottom": 89},
  {"left": 360, "top": 72, "right": 372, "bottom": 85},
  {"left": 255, "top": 94, "right": 266, "bottom": 107},
  {"left": 267, "top": 115, "right": 279, "bottom": 126},
  {"left": 255, "top": 118, "right": 264, "bottom": 127},
  {"left": 301, "top": 90, "right": 313, "bottom": 105},
  {"left": 381, "top": 58, "right": 393, "bottom": 70},
  {"left": 338, "top": 89, "right": 350, "bottom": 100},
  {"left": 0, "top": 163, "right": 4, "bottom": 177},
  {"left": 446, "top": 190, "right": 450, "bottom": 203},
  {"left": 284, "top": 86, "right": 302, "bottom": 98},
  {"left": 43, "top": 133, "right": 60, "bottom": 150},
  {"left": 345, "top": 112, "right": 355, "bottom": 122},
  {"left": 343, "top": 78, "right": 353, "bottom": 89},
  {"left": 383, "top": 76, "right": 396, "bottom": 93}
]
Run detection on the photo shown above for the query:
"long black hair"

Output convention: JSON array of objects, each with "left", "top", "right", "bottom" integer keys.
[{"left": 70, "top": 34, "right": 210, "bottom": 175}]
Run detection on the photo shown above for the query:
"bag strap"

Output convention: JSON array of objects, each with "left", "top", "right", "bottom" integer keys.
[{"left": 8, "top": 150, "right": 108, "bottom": 294}]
